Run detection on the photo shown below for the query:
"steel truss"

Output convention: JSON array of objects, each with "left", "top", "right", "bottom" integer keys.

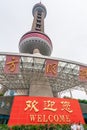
[{"left": 0, "top": 52, "right": 87, "bottom": 97}]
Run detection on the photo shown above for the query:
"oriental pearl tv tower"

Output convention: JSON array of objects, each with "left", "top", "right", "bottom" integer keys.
[{"left": 19, "top": 2, "right": 53, "bottom": 97}]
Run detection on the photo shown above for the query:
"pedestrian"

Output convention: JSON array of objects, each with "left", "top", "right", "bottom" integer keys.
[
  {"left": 71, "top": 122, "right": 77, "bottom": 130},
  {"left": 77, "top": 122, "right": 84, "bottom": 130},
  {"left": 77, "top": 122, "right": 81, "bottom": 130}
]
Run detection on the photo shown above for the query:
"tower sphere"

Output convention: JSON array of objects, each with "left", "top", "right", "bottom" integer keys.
[
  {"left": 32, "top": 3, "right": 47, "bottom": 18},
  {"left": 19, "top": 31, "right": 53, "bottom": 56}
]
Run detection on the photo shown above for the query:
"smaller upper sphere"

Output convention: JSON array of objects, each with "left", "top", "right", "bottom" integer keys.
[{"left": 32, "top": 2, "right": 47, "bottom": 18}]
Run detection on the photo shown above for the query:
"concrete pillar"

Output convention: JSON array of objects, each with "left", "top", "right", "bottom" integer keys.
[{"left": 29, "top": 72, "right": 53, "bottom": 97}]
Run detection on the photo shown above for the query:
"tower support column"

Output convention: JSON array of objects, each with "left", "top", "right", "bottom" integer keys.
[{"left": 29, "top": 72, "right": 53, "bottom": 97}]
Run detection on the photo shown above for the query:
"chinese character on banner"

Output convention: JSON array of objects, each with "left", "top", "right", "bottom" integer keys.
[
  {"left": 79, "top": 66, "right": 87, "bottom": 81},
  {"left": 4, "top": 55, "right": 20, "bottom": 74},
  {"left": 43, "top": 100, "right": 57, "bottom": 112},
  {"left": 61, "top": 101, "right": 73, "bottom": 113},
  {"left": 45, "top": 59, "right": 58, "bottom": 77},
  {"left": 24, "top": 100, "right": 39, "bottom": 112}
]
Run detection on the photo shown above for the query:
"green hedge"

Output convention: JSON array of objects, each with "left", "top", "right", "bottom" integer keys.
[
  {"left": 0, "top": 93, "right": 3, "bottom": 96},
  {"left": 79, "top": 99, "right": 87, "bottom": 104},
  {"left": 0, "top": 125, "right": 10, "bottom": 130},
  {"left": 0, "top": 124, "right": 87, "bottom": 130}
]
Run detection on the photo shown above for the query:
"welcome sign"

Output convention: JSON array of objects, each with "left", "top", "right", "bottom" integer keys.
[{"left": 8, "top": 96, "right": 84, "bottom": 126}]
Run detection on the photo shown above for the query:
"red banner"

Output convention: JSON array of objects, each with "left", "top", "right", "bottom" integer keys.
[
  {"left": 79, "top": 66, "right": 87, "bottom": 81},
  {"left": 45, "top": 59, "right": 58, "bottom": 77},
  {"left": 8, "top": 96, "right": 84, "bottom": 126},
  {"left": 4, "top": 55, "right": 20, "bottom": 74}
]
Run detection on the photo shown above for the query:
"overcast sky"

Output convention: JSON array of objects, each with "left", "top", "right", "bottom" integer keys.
[
  {"left": 0, "top": 0, "right": 87, "bottom": 64},
  {"left": 0, "top": 0, "right": 87, "bottom": 99}
]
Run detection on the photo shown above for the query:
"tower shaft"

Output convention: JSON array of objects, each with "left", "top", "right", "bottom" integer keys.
[{"left": 31, "top": 10, "right": 44, "bottom": 32}]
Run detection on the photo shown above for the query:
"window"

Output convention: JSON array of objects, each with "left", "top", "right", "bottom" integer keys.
[
  {"left": 35, "top": 28, "right": 41, "bottom": 31},
  {"left": 37, "top": 19, "right": 41, "bottom": 23},
  {"left": 36, "top": 24, "right": 41, "bottom": 28}
]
